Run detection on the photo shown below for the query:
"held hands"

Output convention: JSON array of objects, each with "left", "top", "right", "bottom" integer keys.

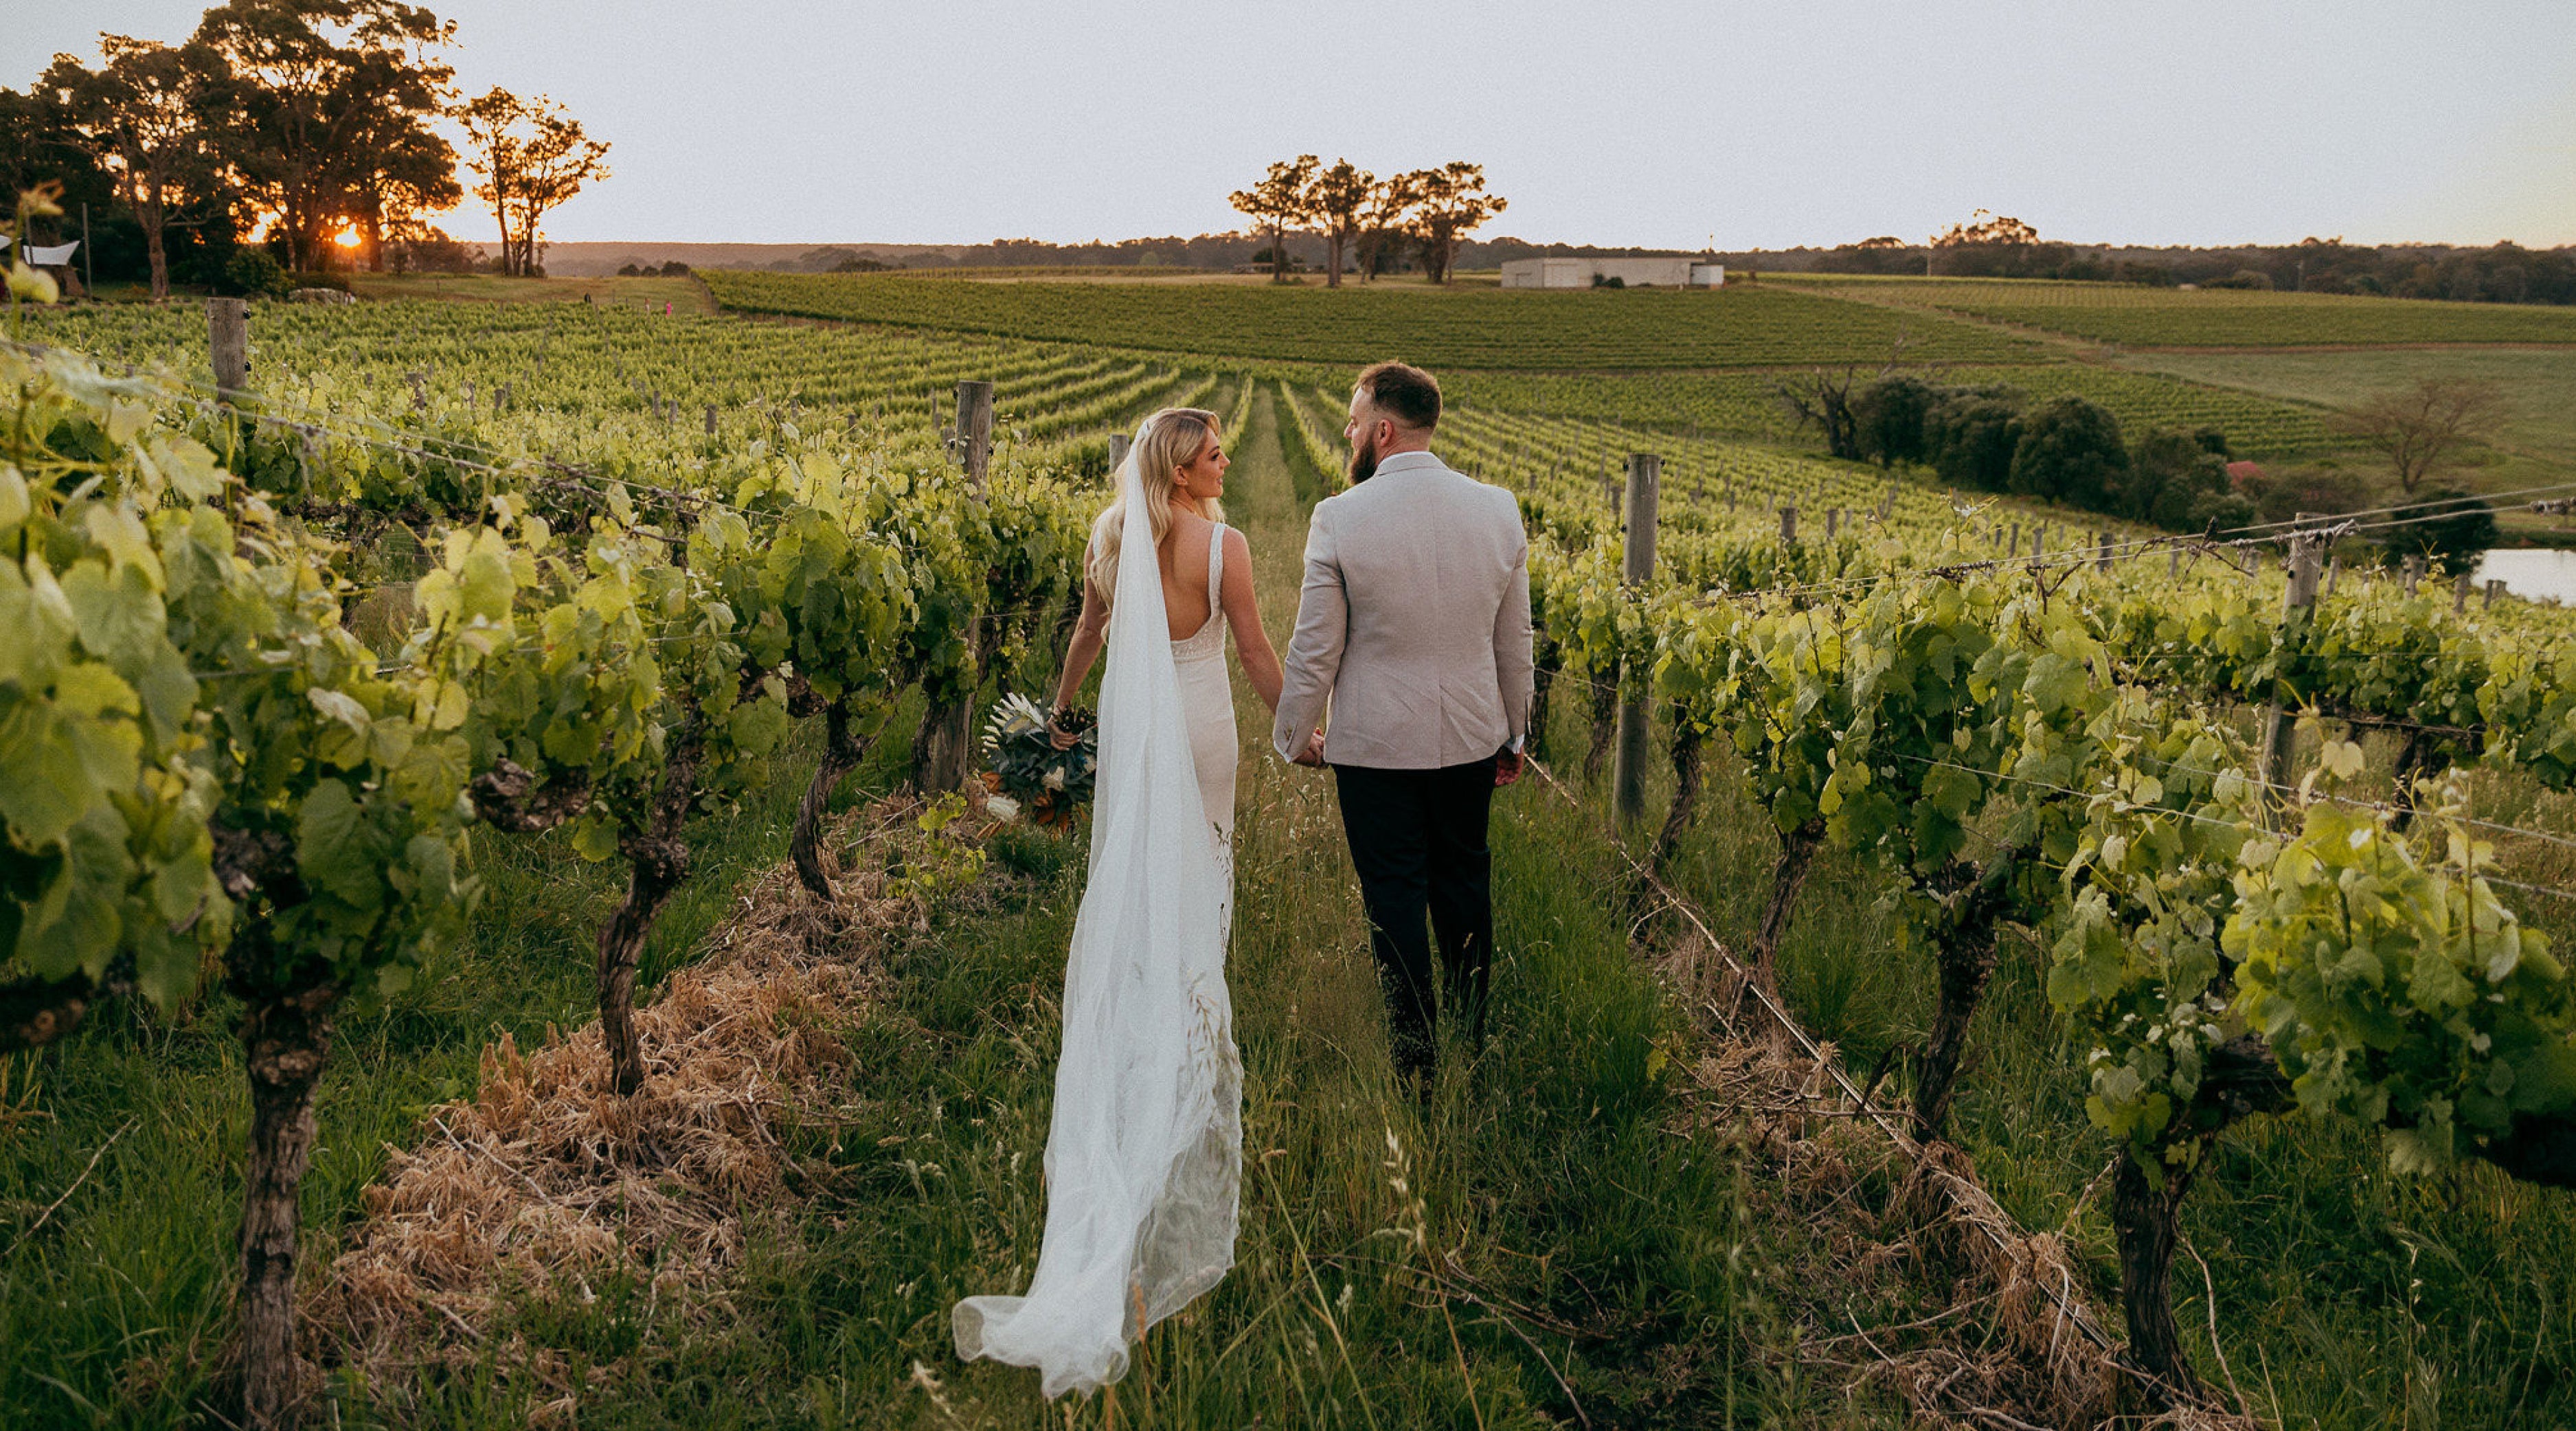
[
  {"left": 1291, "top": 730, "right": 1328, "bottom": 767},
  {"left": 1494, "top": 749, "right": 1525, "bottom": 787}
]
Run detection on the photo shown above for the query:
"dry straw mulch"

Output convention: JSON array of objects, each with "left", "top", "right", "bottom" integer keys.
[
  {"left": 1649, "top": 925, "right": 2263, "bottom": 1431},
  {"left": 307, "top": 798, "right": 946, "bottom": 1407}
]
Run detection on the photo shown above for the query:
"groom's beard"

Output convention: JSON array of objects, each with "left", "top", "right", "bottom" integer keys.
[{"left": 1347, "top": 429, "right": 1381, "bottom": 484}]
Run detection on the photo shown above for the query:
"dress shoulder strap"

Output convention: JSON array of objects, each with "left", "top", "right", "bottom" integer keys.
[{"left": 1206, "top": 521, "right": 1225, "bottom": 597}]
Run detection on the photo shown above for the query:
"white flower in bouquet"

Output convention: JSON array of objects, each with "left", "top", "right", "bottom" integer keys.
[
  {"left": 985, "top": 793, "right": 1023, "bottom": 822},
  {"left": 1043, "top": 767, "right": 1067, "bottom": 791}
]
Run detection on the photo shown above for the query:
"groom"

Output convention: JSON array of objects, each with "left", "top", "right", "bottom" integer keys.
[{"left": 1274, "top": 361, "right": 1535, "bottom": 1083}]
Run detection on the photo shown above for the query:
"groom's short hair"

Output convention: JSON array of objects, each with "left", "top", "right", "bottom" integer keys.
[{"left": 1355, "top": 362, "right": 1440, "bottom": 431}]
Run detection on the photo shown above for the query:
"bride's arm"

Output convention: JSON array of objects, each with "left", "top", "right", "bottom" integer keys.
[
  {"left": 1219, "top": 528, "right": 1285, "bottom": 712},
  {"left": 1050, "top": 567, "right": 1110, "bottom": 743}
]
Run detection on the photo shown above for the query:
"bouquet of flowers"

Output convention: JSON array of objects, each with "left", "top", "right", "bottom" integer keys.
[{"left": 980, "top": 692, "right": 1097, "bottom": 826}]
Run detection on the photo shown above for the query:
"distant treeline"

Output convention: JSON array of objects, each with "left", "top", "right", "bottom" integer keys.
[
  {"left": 750, "top": 234, "right": 1712, "bottom": 277},
  {"left": 752, "top": 232, "right": 2576, "bottom": 308},
  {"left": 1731, "top": 234, "right": 2576, "bottom": 306}
]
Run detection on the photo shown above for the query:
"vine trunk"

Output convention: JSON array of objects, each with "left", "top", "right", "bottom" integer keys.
[{"left": 238, "top": 980, "right": 341, "bottom": 1429}]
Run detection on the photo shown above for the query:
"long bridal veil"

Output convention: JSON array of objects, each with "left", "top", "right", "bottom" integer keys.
[{"left": 952, "top": 418, "right": 1242, "bottom": 1399}]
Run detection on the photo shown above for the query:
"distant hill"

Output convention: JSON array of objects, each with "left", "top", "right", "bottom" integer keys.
[{"left": 534, "top": 241, "right": 969, "bottom": 277}]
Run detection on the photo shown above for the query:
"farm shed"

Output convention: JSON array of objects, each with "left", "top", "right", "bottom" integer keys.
[{"left": 1500, "top": 256, "right": 1723, "bottom": 289}]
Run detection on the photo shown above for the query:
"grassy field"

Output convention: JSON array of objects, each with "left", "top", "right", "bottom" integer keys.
[
  {"left": 1452, "top": 361, "right": 2336, "bottom": 455},
  {"left": 1809, "top": 277, "right": 2576, "bottom": 348},
  {"left": 2123, "top": 347, "right": 2576, "bottom": 466},
  {"left": 701, "top": 270, "right": 2044, "bottom": 370},
  {"left": 2116, "top": 347, "right": 2576, "bottom": 536}
]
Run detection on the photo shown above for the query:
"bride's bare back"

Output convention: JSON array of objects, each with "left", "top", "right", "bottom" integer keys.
[{"left": 1057, "top": 512, "right": 1287, "bottom": 721}]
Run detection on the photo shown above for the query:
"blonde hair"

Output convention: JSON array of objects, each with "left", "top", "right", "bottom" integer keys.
[{"left": 1086, "top": 407, "right": 1222, "bottom": 602}]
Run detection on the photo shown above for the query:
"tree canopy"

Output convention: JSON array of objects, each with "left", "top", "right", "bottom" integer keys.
[
  {"left": 459, "top": 86, "right": 609, "bottom": 278},
  {"left": 3, "top": 0, "right": 610, "bottom": 290},
  {"left": 1228, "top": 155, "right": 1315, "bottom": 283}
]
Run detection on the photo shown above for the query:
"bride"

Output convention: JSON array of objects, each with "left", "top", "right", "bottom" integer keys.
[{"left": 953, "top": 406, "right": 1290, "bottom": 1398}]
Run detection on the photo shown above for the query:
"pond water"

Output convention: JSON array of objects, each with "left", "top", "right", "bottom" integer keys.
[{"left": 2472, "top": 548, "right": 2576, "bottom": 606}]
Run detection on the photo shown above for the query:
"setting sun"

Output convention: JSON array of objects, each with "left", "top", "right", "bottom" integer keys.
[{"left": 332, "top": 225, "right": 361, "bottom": 249}]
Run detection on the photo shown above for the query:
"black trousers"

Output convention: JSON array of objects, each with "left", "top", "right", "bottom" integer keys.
[{"left": 1332, "top": 754, "right": 1500, "bottom": 1077}]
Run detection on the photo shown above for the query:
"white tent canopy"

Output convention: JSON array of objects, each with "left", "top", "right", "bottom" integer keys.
[{"left": 21, "top": 242, "right": 78, "bottom": 267}]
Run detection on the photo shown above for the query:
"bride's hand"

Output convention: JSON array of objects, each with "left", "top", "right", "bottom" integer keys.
[{"left": 1048, "top": 710, "right": 1079, "bottom": 750}]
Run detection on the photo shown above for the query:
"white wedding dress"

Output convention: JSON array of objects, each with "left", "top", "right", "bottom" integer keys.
[{"left": 952, "top": 441, "right": 1243, "bottom": 1399}]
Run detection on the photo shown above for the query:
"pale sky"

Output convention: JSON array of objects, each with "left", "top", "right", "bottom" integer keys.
[{"left": 12, "top": 0, "right": 2575, "bottom": 250}]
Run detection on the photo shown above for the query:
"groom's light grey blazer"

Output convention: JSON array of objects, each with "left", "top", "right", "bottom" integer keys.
[{"left": 1272, "top": 449, "right": 1535, "bottom": 771}]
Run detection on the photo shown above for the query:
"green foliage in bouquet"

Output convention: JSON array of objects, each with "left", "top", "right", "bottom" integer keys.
[{"left": 982, "top": 692, "right": 1096, "bottom": 826}]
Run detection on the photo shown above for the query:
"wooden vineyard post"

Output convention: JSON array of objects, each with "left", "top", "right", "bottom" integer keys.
[
  {"left": 2454, "top": 573, "right": 2472, "bottom": 614},
  {"left": 955, "top": 381, "right": 994, "bottom": 491},
  {"left": 1611, "top": 453, "right": 1660, "bottom": 826},
  {"left": 2169, "top": 546, "right": 2182, "bottom": 578},
  {"left": 914, "top": 381, "right": 998, "bottom": 793},
  {"left": 2404, "top": 554, "right": 2424, "bottom": 594},
  {"left": 2258, "top": 519, "right": 2325, "bottom": 824},
  {"left": 1778, "top": 503, "right": 1796, "bottom": 545},
  {"left": 704, "top": 404, "right": 717, "bottom": 435},
  {"left": 2487, "top": 578, "right": 2505, "bottom": 609},
  {"left": 2325, "top": 551, "right": 2341, "bottom": 596},
  {"left": 2009, "top": 520, "right": 2021, "bottom": 554},
  {"left": 1108, "top": 431, "right": 1131, "bottom": 470},
  {"left": 2097, "top": 531, "right": 2114, "bottom": 573},
  {"left": 207, "top": 297, "right": 249, "bottom": 402}
]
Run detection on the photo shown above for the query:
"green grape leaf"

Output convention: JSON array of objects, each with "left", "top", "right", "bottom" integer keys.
[
  {"left": 60, "top": 559, "right": 164, "bottom": 670},
  {"left": 295, "top": 780, "right": 381, "bottom": 910}
]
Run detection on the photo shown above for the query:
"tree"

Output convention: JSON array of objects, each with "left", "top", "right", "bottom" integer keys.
[
  {"left": 1303, "top": 158, "right": 1371, "bottom": 289},
  {"left": 1355, "top": 170, "right": 1419, "bottom": 282},
  {"left": 1925, "top": 390, "right": 2024, "bottom": 493},
  {"left": 1228, "top": 154, "right": 1316, "bottom": 284},
  {"left": 1931, "top": 209, "right": 2039, "bottom": 248},
  {"left": 2122, "top": 427, "right": 2252, "bottom": 532},
  {"left": 458, "top": 87, "right": 610, "bottom": 278},
  {"left": 193, "top": 0, "right": 458, "bottom": 273},
  {"left": 339, "top": 84, "right": 459, "bottom": 270},
  {"left": 1928, "top": 210, "right": 2059, "bottom": 279},
  {"left": 2007, "top": 394, "right": 2128, "bottom": 508},
  {"left": 41, "top": 38, "right": 227, "bottom": 300},
  {"left": 1775, "top": 367, "right": 1868, "bottom": 461},
  {"left": 1853, "top": 374, "right": 1939, "bottom": 468},
  {"left": 1406, "top": 161, "right": 1506, "bottom": 286},
  {"left": 2338, "top": 377, "right": 2507, "bottom": 494},
  {"left": 1780, "top": 338, "right": 1914, "bottom": 464}
]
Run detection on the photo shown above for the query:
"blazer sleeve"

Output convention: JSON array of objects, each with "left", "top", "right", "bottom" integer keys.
[
  {"left": 1272, "top": 502, "right": 1346, "bottom": 763},
  {"left": 1494, "top": 497, "right": 1535, "bottom": 748}
]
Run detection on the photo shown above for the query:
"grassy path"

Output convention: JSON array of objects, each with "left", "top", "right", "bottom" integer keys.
[{"left": 536, "top": 386, "right": 1798, "bottom": 1428}]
